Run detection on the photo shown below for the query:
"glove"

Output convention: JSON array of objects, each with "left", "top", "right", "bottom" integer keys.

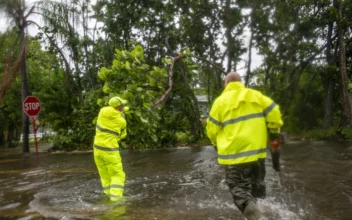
[
  {"left": 123, "top": 106, "right": 130, "bottom": 112},
  {"left": 269, "top": 139, "right": 280, "bottom": 149},
  {"left": 269, "top": 128, "right": 280, "bottom": 134}
]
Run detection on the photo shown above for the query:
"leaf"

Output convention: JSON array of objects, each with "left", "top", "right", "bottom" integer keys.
[
  {"left": 143, "top": 102, "right": 151, "bottom": 108},
  {"left": 149, "top": 79, "right": 157, "bottom": 87},
  {"left": 115, "top": 49, "right": 122, "bottom": 55},
  {"left": 139, "top": 116, "right": 148, "bottom": 123},
  {"left": 125, "top": 61, "right": 131, "bottom": 70},
  {"left": 127, "top": 83, "right": 138, "bottom": 90},
  {"left": 97, "top": 99, "right": 103, "bottom": 106},
  {"left": 98, "top": 67, "right": 110, "bottom": 80},
  {"left": 103, "top": 82, "right": 111, "bottom": 93},
  {"left": 122, "top": 91, "right": 133, "bottom": 99},
  {"left": 165, "top": 58, "right": 172, "bottom": 65},
  {"left": 135, "top": 110, "right": 141, "bottom": 117},
  {"left": 131, "top": 45, "right": 144, "bottom": 59},
  {"left": 112, "top": 59, "right": 120, "bottom": 68}
]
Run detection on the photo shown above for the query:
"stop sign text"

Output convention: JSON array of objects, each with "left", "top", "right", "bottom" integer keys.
[{"left": 24, "top": 102, "right": 40, "bottom": 111}]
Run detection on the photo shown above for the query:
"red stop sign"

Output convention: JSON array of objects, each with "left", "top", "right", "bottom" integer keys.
[{"left": 23, "top": 96, "right": 41, "bottom": 117}]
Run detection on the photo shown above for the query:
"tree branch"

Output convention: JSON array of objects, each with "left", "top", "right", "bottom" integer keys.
[
  {"left": 153, "top": 55, "right": 185, "bottom": 106},
  {"left": 289, "top": 33, "right": 338, "bottom": 80},
  {"left": 27, "top": 20, "right": 74, "bottom": 89},
  {"left": 24, "top": 4, "right": 35, "bottom": 20},
  {"left": 191, "top": 55, "right": 226, "bottom": 75}
]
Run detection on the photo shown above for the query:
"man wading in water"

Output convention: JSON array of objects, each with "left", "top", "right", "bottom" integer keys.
[
  {"left": 93, "top": 96, "right": 128, "bottom": 202},
  {"left": 206, "top": 72, "right": 283, "bottom": 220}
]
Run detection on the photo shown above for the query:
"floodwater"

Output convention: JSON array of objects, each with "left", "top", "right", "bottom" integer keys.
[{"left": 0, "top": 141, "right": 351, "bottom": 220}]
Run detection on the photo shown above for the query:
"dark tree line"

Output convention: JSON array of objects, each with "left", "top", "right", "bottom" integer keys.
[{"left": 1, "top": 0, "right": 352, "bottom": 151}]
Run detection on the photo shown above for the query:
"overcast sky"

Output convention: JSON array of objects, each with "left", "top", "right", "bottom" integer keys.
[{"left": 0, "top": 0, "right": 263, "bottom": 77}]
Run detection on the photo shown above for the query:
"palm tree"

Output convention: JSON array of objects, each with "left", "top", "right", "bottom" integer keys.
[{"left": 0, "top": 0, "right": 36, "bottom": 154}]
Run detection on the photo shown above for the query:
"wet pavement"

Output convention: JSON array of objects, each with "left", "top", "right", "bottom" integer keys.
[{"left": 0, "top": 140, "right": 351, "bottom": 219}]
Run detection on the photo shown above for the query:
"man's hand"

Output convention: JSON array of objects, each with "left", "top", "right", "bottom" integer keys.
[{"left": 269, "top": 128, "right": 280, "bottom": 134}]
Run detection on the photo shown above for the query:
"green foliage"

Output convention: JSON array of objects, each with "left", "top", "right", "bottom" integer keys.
[
  {"left": 302, "top": 127, "right": 336, "bottom": 140},
  {"left": 26, "top": 40, "right": 75, "bottom": 131},
  {"left": 52, "top": 90, "right": 100, "bottom": 150},
  {"left": 3, "top": 0, "right": 352, "bottom": 150},
  {"left": 341, "top": 128, "right": 352, "bottom": 139},
  {"left": 97, "top": 45, "right": 167, "bottom": 149},
  {"left": 0, "top": 80, "right": 22, "bottom": 146},
  {"left": 96, "top": 45, "right": 206, "bottom": 148},
  {"left": 348, "top": 80, "right": 352, "bottom": 92},
  {"left": 284, "top": 68, "right": 325, "bottom": 132},
  {"left": 0, "top": 29, "right": 21, "bottom": 147}
]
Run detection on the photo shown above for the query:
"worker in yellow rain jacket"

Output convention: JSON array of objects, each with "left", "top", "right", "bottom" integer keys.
[
  {"left": 206, "top": 72, "right": 283, "bottom": 220},
  {"left": 94, "top": 96, "right": 128, "bottom": 202}
]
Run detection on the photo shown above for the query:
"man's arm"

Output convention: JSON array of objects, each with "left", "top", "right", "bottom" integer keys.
[
  {"left": 259, "top": 94, "right": 283, "bottom": 172},
  {"left": 260, "top": 94, "right": 283, "bottom": 133},
  {"left": 119, "top": 127, "right": 127, "bottom": 140},
  {"left": 206, "top": 100, "right": 221, "bottom": 147},
  {"left": 108, "top": 109, "right": 127, "bottom": 136}
]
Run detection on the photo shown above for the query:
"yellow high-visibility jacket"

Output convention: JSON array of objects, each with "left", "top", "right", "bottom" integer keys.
[
  {"left": 94, "top": 106, "right": 127, "bottom": 151},
  {"left": 206, "top": 82, "right": 283, "bottom": 165}
]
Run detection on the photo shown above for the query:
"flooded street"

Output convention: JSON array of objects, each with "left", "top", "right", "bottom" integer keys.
[{"left": 0, "top": 141, "right": 351, "bottom": 220}]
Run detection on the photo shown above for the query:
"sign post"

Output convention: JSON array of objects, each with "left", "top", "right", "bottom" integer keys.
[{"left": 23, "top": 96, "right": 41, "bottom": 158}]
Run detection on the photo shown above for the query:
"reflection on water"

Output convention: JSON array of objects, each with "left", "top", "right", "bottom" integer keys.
[{"left": 0, "top": 141, "right": 351, "bottom": 219}]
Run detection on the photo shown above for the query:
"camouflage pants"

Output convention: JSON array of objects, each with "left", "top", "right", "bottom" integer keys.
[{"left": 225, "top": 158, "right": 266, "bottom": 213}]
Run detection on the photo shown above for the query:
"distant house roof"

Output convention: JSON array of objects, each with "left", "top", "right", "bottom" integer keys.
[{"left": 195, "top": 95, "right": 208, "bottom": 103}]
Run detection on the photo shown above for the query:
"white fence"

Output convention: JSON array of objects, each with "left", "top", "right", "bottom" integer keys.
[{"left": 20, "top": 132, "right": 57, "bottom": 142}]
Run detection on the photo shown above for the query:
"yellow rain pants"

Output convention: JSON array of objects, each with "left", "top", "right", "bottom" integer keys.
[{"left": 94, "top": 149, "right": 125, "bottom": 200}]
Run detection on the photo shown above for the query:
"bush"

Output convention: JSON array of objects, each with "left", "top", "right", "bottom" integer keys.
[
  {"left": 302, "top": 127, "right": 336, "bottom": 140},
  {"left": 341, "top": 128, "right": 352, "bottom": 139},
  {"left": 52, "top": 129, "right": 93, "bottom": 151},
  {"left": 52, "top": 91, "right": 98, "bottom": 151}
]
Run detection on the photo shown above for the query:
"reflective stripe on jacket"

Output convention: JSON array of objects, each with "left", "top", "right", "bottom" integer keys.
[
  {"left": 206, "top": 82, "right": 283, "bottom": 165},
  {"left": 94, "top": 106, "right": 127, "bottom": 151}
]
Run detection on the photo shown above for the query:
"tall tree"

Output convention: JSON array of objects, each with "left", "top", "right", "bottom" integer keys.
[
  {"left": 0, "top": 30, "right": 22, "bottom": 148},
  {"left": 0, "top": 0, "right": 36, "bottom": 154},
  {"left": 336, "top": 0, "right": 351, "bottom": 128},
  {"left": 322, "top": 0, "right": 337, "bottom": 129}
]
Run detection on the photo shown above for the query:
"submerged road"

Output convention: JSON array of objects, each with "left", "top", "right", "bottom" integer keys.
[{"left": 0, "top": 141, "right": 351, "bottom": 219}]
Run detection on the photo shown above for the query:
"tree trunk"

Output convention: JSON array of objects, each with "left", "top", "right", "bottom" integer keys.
[
  {"left": 245, "top": 30, "right": 253, "bottom": 86},
  {"left": 323, "top": 80, "right": 334, "bottom": 128},
  {"left": 337, "top": 0, "right": 351, "bottom": 128},
  {"left": 20, "top": 27, "right": 30, "bottom": 154},
  {"left": 323, "top": 21, "right": 334, "bottom": 129},
  {"left": 179, "top": 66, "right": 203, "bottom": 140},
  {"left": 263, "top": 62, "right": 271, "bottom": 94},
  {"left": 0, "top": 130, "right": 4, "bottom": 146},
  {"left": 225, "top": 0, "right": 232, "bottom": 73},
  {"left": 7, "top": 125, "right": 15, "bottom": 148},
  {"left": 186, "top": 94, "right": 202, "bottom": 139}
]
